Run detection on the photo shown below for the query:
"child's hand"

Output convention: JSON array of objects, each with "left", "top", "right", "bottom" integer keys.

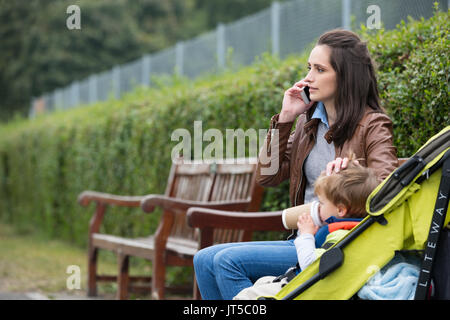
[{"left": 297, "top": 214, "right": 318, "bottom": 235}]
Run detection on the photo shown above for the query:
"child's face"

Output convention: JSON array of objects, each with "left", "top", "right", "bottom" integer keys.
[{"left": 317, "top": 192, "right": 341, "bottom": 222}]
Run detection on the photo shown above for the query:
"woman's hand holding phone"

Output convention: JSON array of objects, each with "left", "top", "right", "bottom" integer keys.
[{"left": 279, "top": 80, "right": 314, "bottom": 123}]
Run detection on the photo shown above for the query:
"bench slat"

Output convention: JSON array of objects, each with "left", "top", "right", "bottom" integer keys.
[{"left": 92, "top": 233, "right": 198, "bottom": 259}]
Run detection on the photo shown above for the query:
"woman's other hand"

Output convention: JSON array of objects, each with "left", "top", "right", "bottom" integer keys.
[{"left": 326, "top": 157, "right": 360, "bottom": 176}]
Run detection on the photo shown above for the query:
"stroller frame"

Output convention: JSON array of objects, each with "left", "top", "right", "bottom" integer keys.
[{"left": 270, "top": 126, "right": 450, "bottom": 300}]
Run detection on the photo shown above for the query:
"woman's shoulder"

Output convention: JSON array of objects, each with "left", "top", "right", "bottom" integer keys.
[{"left": 358, "top": 107, "right": 393, "bottom": 128}]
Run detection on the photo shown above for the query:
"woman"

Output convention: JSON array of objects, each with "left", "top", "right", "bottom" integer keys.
[{"left": 193, "top": 29, "right": 398, "bottom": 300}]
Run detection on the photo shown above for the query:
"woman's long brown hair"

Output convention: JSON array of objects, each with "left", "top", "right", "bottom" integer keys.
[{"left": 307, "top": 29, "right": 384, "bottom": 147}]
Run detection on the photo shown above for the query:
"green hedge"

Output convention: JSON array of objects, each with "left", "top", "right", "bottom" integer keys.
[{"left": 0, "top": 9, "right": 448, "bottom": 248}]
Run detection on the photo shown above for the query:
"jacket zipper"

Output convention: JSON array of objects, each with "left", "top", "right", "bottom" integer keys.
[
  {"left": 288, "top": 172, "right": 303, "bottom": 240},
  {"left": 267, "top": 121, "right": 278, "bottom": 154},
  {"left": 294, "top": 130, "right": 315, "bottom": 206},
  {"left": 294, "top": 174, "right": 302, "bottom": 207}
]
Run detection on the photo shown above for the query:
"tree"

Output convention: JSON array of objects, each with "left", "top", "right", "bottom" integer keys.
[{"left": 0, "top": 0, "right": 283, "bottom": 122}]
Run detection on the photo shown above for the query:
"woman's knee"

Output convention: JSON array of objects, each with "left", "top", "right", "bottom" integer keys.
[
  {"left": 194, "top": 247, "right": 212, "bottom": 271},
  {"left": 212, "top": 247, "right": 242, "bottom": 273},
  {"left": 194, "top": 244, "right": 229, "bottom": 274},
  {"left": 195, "top": 242, "right": 244, "bottom": 269}
]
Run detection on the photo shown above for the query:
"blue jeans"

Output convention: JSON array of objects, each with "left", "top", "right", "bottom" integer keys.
[{"left": 193, "top": 240, "right": 297, "bottom": 300}]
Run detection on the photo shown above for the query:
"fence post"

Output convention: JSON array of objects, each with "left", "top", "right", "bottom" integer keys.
[
  {"left": 216, "top": 23, "right": 225, "bottom": 70},
  {"left": 89, "top": 75, "right": 98, "bottom": 104},
  {"left": 49, "top": 91, "right": 55, "bottom": 111},
  {"left": 29, "top": 97, "right": 36, "bottom": 118},
  {"left": 271, "top": 1, "right": 280, "bottom": 56},
  {"left": 71, "top": 81, "right": 80, "bottom": 108},
  {"left": 141, "top": 54, "right": 151, "bottom": 87},
  {"left": 342, "top": 0, "right": 351, "bottom": 30},
  {"left": 54, "top": 89, "right": 61, "bottom": 110},
  {"left": 112, "top": 66, "right": 120, "bottom": 99},
  {"left": 175, "top": 42, "right": 184, "bottom": 76}
]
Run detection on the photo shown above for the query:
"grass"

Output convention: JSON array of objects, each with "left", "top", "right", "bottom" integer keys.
[{"left": 0, "top": 223, "right": 163, "bottom": 299}]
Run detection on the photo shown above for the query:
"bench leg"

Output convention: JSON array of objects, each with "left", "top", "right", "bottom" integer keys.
[
  {"left": 152, "top": 253, "right": 166, "bottom": 300},
  {"left": 87, "top": 247, "right": 98, "bottom": 297},
  {"left": 193, "top": 274, "right": 202, "bottom": 300},
  {"left": 117, "top": 252, "right": 130, "bottom": 300}
]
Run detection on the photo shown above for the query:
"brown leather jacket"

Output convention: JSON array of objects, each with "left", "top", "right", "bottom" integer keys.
[{"left": 256, "top": 109, "right": 398, "bottom": 206}]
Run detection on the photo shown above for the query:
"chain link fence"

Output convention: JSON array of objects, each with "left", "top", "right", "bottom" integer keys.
[{"left": 29, "top": 0, "right": 448, "bottom": 117}]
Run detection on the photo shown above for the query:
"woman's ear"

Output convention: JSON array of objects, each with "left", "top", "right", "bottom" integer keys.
[{"left": 336, "top": 204, "right": 348, "bottom": 218}]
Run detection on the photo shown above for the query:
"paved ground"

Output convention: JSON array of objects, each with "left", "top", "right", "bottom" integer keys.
[
  {"left": 0, "top": 292, "right": 33, "bottom": 300},
  {"left": 0, "top": 291, "right": 191, "bottom": 300},
  {"left": 0, "top": 291, "right": 110, "bottom": 300}
]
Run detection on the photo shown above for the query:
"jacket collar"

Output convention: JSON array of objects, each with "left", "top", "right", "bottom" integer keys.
[{"left": 304, "top": 118, "right": 334, "bottom": 144}]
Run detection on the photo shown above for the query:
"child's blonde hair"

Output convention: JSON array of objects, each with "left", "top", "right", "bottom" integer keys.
[{"left": 314, "top": 154, "right": 379, "bottom": 218}]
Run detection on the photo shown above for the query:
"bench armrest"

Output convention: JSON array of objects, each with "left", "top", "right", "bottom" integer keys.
[
  {"left": 78, "top": 190, "right": 144, "bottom": 208},
  {"left": 140, "top": 195, "right": 252, "bottom": 214},
  {"left": 186, "top": 207, "right": 285, "bottom": 231},
  {"left": 187, "top": 207, "right": 285, "bottom": 250}
]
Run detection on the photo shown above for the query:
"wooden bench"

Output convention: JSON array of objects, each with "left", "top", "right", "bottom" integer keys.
[
  {"left": 78, "top": 157, "right": 264, "bottom": 300},
  {"left": 187, "top": 158, "right": 409, "bottom": 298}
]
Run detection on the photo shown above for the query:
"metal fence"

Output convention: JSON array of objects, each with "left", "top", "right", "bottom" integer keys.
[{"left": 29, "top": 0, "right": 448, "bottom": 117}]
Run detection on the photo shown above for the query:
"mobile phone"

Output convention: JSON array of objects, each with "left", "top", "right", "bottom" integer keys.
[{"left": 300, "top": 86, "right": 310, "bottom": 104}]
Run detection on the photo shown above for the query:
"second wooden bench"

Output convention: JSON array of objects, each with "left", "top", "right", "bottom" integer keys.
[{"left": 78, "top": 157, "right": 264, "bottom": 299}]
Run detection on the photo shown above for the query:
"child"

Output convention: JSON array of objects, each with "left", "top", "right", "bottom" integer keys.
[{"left": 233, "top": 162, "right": 379, "bottom": 300}]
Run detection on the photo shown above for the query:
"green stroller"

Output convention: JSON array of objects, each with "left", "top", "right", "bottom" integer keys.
[{"left": 265, "top": 125, "right": 450, "bottom": 300}]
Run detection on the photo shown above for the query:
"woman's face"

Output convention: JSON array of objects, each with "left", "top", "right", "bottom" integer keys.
[{"left": 304, "top": 45, "right": 337, "bottom": 105}]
